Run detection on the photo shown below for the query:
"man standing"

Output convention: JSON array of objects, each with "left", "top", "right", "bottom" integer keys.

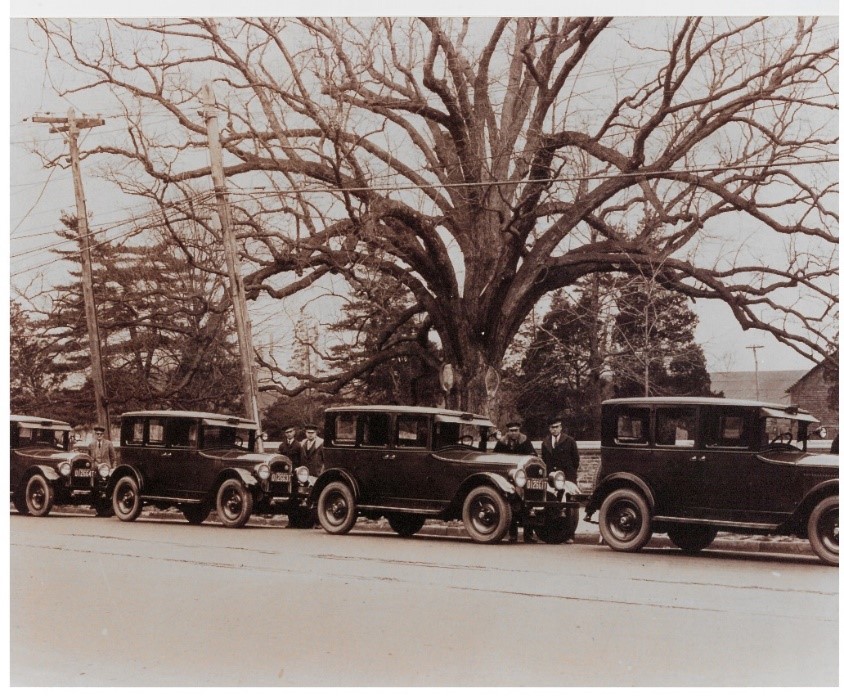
[
  {"left": 541, "top": 416, "right": 580, "bottom": 544},
  {"left": 89, "top": 424, "right": 117, "bottom": 468},
  {"left": 299, "top": 424, "right": 325, "bottom": 477},
  {"left": 494, "top": 421, "right": 537, "bottom": 542},
  {"left": 277, "top": 424, "right": 301, "bottom": 467},
  {"left": 540, "top": 416, "right": 579, "bottom": 483}
]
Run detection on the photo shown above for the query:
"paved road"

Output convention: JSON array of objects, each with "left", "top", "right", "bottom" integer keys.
[{"left": 10, "top": 512, "right": 838, "bottom": 686}]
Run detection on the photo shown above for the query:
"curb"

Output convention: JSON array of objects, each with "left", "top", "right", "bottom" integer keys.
[{"left": 79, "top": 506, "right": 814, "bottom": 556}]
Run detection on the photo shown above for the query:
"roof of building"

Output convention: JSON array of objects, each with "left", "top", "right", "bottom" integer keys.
[{"left": 709, "top": 370, "right": 805, "bottom": 403}]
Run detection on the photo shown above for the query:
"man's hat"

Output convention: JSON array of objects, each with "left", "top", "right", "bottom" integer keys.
[
  {"left": 547, "top": 415, "right": 564, "bottom": 426},
  {"left": 505, "top": 421, "right": 521, "bottom": 429},
  {"left": 93, "top": 424, "right": 106, "bottom": 432},
  {"left": 303, "top": 423, "right": 319, "bottom": 431},
  {"left": 282, "top": 424, "right": 297, "bottom": 432}
]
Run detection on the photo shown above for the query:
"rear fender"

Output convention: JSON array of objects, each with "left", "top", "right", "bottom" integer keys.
[{"left": 590, "top": 472, "right": 655, "bottom": 511}]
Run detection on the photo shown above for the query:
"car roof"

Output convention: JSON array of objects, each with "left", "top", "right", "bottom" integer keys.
[
  {"left": 10, "top": 415, "right": 72, "bottom": 430},
  {"left": 602, "top": 396, "right": 814, "bottom": 414},
  {"left": 119, "top": 410, "right": 258, "bottom": 428},
  {"left": 324, "top": 404, "right": 492, "bottom": 420}
]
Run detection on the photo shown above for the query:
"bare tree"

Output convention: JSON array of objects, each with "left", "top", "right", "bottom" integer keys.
[{"left": 31, "top": 17, "right": 838, "bottom": 412}]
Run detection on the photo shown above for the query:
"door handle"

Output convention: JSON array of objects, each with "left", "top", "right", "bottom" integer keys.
[
  {"left": 383, "top": 454, "right": 395, "bottom": 460},
  {"left": 690, "top": 455, "right": 706, "bottom": 462},
  {"left": 161, "top": 452, "right": 173, "bottom": 457}
]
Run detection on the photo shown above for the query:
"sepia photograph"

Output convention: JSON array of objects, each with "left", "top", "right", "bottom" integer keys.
[{"left": 7, "top": 0, "right": 839, "bottom": 687}]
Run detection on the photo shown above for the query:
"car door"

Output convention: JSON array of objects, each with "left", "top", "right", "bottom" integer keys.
[
  {"left": 648, "top": 405, "right": 704, "bottom": 517},
  {"left": 348, "top": 412, "right": 394, "bottom": 506},
  {"left": 165, "top": 418, "right": 202, "bottom": 498},
  {"left": 390, "top": 413, "right": 437, "bottom": 507}
]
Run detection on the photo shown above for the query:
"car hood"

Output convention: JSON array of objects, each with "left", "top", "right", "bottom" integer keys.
[
  {"left": 432, "top": 448, "right": 543, "bottom": 468},
  {"left": 15, "top": 448, "right": 90, "bottom": 463},
  {"left": 199, "top": 449, "right": 282, "bottom": 465},
  {"left": 757, "top": 450, "right": 839, "bottom": 469}
]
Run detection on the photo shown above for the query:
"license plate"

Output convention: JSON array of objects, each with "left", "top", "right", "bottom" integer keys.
[
  {"left": 74, "top": 470, "right": 93, "bottom": 478},
  {"left": 526, "top": 479, "right": 545, "bottom": 490},
  {"left": 271, "top": 473, "right": 291, "bottom": 483}
]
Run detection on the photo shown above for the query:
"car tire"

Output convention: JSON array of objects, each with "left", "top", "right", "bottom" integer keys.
[
  {"left": 667, "top": 524, "right": 717, "bottom": 553},
  {"left": 317, "top": 482, "right": 358, "bottom": 534},
  {"left": 182, "top": 503, "right": 211, "bottom": 525},
  {"left": 462, "top": 485, "right": 512, "bottom": 544},
  {"left": 536, "top": 510, "right": 579, "bottom": 544},
  {"left": 599, "top": 488, "right": 652, "bottom": 552},
  {"left": 13, "top": 491, "right": 30, "bottom": 515},
  {"left": 25, "top": 474, "right": 54, "bottom": 517},
  {"left": 216, "top": 479, "right": 254, "bottom": 528},
  {"left": 387, "top": 513, "right": 426, "bottom": 537},
  {"left": 808, "top": 496, "right": 838, "bottom": 566},
  {"left": 112, "top": 476, "right": 143, "bottom": 521}
]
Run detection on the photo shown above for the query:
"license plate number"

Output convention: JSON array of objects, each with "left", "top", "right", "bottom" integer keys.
[
  {"left": 271, "top": 473, "right": 291, "bottom": 483},
  {"left": 526, "top": 479, "right": 545, "bottom": 490},
  {"left": 74, "top": 470, "right": 93, "bottom": 478}
]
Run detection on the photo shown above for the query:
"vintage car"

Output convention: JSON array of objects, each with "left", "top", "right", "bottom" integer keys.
[
  {"left": 111, "top": 410, "right": 313, "bottom": 528},
  {"left": 585, "top": 397, "right": 838, "bottom": 565},
  {"left": 311, "top": 405, "right": 581, "bottom": 544},
  {"left": 10, "top": 415, "right": 113, "bottom": 516}
]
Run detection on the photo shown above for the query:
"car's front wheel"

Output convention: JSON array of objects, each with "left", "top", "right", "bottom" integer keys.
[
  {"left": 599, "top": 488, "right": 652, "bottom": 552},
  {"left": 667, "top": 524, "right": 717, "bottom": 553},
  {"left": 462, "top": 485, "right": 512, "bottom": 543},
  {"left": 25, "top": 474, "right": 54, "bottom": 517},
  {"left": 182, "top": 502, "right": 211, "bottom": 525},
  {"left": 216, "top": 479, "right": 254, "bottom": 528},
  {"left": 808, "top": 496, "right": 838, "bottom": 566},
  {"left": 317, "top": 482, "right": 358, "bottom": 534},
  {"left": 387, "top": 513, "right": 426, "bottom": 537},
  {"left": 112, "top": 476, "right": 143, "bottom": 521}
]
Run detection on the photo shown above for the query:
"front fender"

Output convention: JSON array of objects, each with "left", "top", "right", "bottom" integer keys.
[
  {"left": 310, "top": 469, "right": 360, "bottom": 504},
  {"left": 456, "top": 472, "right": 517, "bottom": 503},
  {"left": 218, "top": 467, "right": 260, "bottom": 489},
  {"left": 108, "top": 465, "right": 146, "bottom": 494},
  {"left": 590, "top": 472, "right": 655, "bottom": 511},
  {"left": 29, "top": 465, "right": 62, "bottom": 483}
]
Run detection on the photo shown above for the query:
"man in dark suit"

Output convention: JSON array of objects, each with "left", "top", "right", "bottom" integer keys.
[
  {"left": 494, "top": 421, "right": 537, "bottom": 542},
  {"left": 277, "top": 425, "right": 301, "bottom": 467},
  {"left": 541, "top": 416, "right": 579, "bottom": 483},
  {"left": 299, "top": 424, "right": 325, "bottom": 477}
]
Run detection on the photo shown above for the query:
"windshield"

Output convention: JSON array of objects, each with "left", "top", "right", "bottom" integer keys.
[
  {"left": 762, "top": 417, "right": 807, "bottom": 450},
  {"left": 433, "top": 422, "right": 492, "bottom": 452},
  {"left": 15, "top": 426, "right": 69, "bottom": 450},
  {"left": 202, "top": 425, "right": 255, "bottom": 451}
]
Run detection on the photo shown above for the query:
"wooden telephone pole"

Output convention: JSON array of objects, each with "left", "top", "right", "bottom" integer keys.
[
  {"left": 32, "top": 109, "right": 110, "bottom": 433},
  {"left": 200, "top": 84, "right": 264, "bottom": 448}
]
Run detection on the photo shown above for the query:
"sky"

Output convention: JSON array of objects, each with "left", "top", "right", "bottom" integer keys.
[{"left": 4, "top": 2, "right": 840, "bottom": 378}]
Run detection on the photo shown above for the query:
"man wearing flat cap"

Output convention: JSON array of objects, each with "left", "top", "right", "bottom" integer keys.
[
  {"left": 89, "top": 424, "right": 117, "bottom": 468},
  {"left": 541, "top": 416, "right": 579, "bottom": 484},
  {"left": 494, "top": 420, "right": 537, "bottom": 542},
  {"left": 299, "top": 423, "right": 325, "bottom": 477},
  {"left": 277, "top": 424, "right": 302, "bottom": 467}
]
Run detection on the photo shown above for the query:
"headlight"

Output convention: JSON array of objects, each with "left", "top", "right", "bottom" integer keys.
[
  {"left": 512, "top": 468, "right": 527, "bottom": 488},
  {"left": 98, "top": 464, "right": 111, "bottom": 478},
  {"left": 255, "top": 463, "right": 270, "bottom": 480},
  {"left": 552, "top": 471, "right": 566, "bottom": 491},
  {"left": 296, "top": 466, "right": 310, "bottom": 484},
  {"left": 59, "top": 462, "right": 72, "bottom": 476}
]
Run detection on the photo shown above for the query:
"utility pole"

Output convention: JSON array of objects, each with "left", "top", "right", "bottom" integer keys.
[
  {"left": 200, "top": 84, "right": 264, "bottom": 449},
  {"left": 32, "top": 109, "right": 110, "bottom": 433},
  {"left": 747, "top": 345, "right": 763, "bottom": 400}
]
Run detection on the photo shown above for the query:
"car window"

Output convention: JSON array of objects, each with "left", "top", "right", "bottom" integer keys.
[
  {"left": 361, "top": 413, "right": 390, "bottom": 447},
  {"left": 614, "top": 410, "right": 649, "bottom": 445},
  {"left": 655, "top": 408, "right": 696, "bottom": 447},
  {"left": 203, "top": 425, "right": 253, "bottom": 450},
  {"left": 762, "top": 417, "right": 802, "bottom": 449},
  {"left": 123, "top": 419, "right": 145, "bottom": 445},
  {"left": 704, "top": 412, "right": 751, "bottom": 449},
  {"left": 396, "top": 415, "right": 429, "bottom": 448},
  {"left": 170, "top": 420, "right": 198, "bottom": 448},
  {"left": 332, "top": 413, "right": 358, "bottom": 447},
  {"left": 148, "top": 419, "right": 166, "bottom": 445}
]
